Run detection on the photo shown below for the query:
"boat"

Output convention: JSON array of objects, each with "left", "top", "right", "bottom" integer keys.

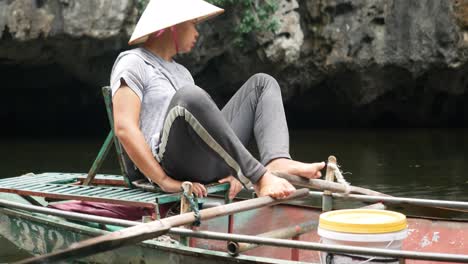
[
  {"left": 1, "top": 87, "right": 467, "bottom": 263},
  {"left": 0, "top": 171, "right": 467, "bottom": 264}
]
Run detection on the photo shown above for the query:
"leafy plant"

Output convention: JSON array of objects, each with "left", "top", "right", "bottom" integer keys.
[
  {"left": 137, "top": 0, "right": 150, "bottom": 17},
  {"left": 207, "top": 0, "right": 279, "bottom": 46}
]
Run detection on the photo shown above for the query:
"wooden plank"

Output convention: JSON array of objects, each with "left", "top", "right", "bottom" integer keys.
[
  {"left": 80, "top": 188, "right": 112, "bottom": 196},
  {"left": 19, "top": 195, "right": 44, "bottom": 207},
  {"left": 99, "top": 189, "right": 137, "bottom": 198},
  {"left": 121, "top": 192, "right": 156, "bottom": 200},
  {"left": 32, "top": 184, "right": 63, "bottom": 192},
  {"left": 322, "top": 156, "right": 337, "bottom": 211},
  {"left": 0, "top": 173, "right": 78, "bottom": 186},
  {"left": 181, "top": 182, "right": 193, "bottom": 215},
  {"left": 79, "top": 177, "right": 127, "bottom": 186},
  {"left": 84, "top": 131, "right": 115, "bottom": 186},
  {"left": 180, "top": 181, "right": 193, "bottom": 246},
  {"left": 32, "top": 173, "right": 79, "bottom": 184},
  {"left": 53, "top": 185, "right": 80, "bottom": 194},
  {"left": 0, "top": 188, "right": 157, "bottom": 209},
  {"left": 153, "top": 183, "right": 230, "bottom": 204},
  {"left": 7, "top": 182, "right": 43, "bottom": 189},
  {"left": 102, "top": 86, "right": 132, "bottom": 187}
]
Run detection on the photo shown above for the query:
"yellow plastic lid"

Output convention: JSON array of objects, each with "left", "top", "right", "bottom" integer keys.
[{"left": 319, "top": 209, "right": 407, "bottom": 234}]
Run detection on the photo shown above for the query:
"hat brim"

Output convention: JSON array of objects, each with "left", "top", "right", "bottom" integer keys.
[{"left": 128, "top": 0, "right": 224, "bottom": 45}]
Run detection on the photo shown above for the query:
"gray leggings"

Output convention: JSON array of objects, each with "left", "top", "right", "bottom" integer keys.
[{"left": 156, "top": 73, "right": 291, "bottom": 187}]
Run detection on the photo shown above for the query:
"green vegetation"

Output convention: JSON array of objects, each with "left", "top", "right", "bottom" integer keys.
[
  {"left": 207, "top": 0, "right": 279, "bottom": 46},
  {"left": 137, "top": 0, "right": 150, "bottom": 17},
  {"left": 136, "top": 0, "right": 279, "bottom": 46}
]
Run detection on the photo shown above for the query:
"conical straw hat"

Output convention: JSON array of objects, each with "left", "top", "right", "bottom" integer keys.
[{"left": 129, "top": 0, "right": 224, "bottom": 45}]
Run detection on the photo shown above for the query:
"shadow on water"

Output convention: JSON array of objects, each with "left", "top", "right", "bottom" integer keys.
[{"left": 0, "top": 128, "right": 467, "bottom": 261}]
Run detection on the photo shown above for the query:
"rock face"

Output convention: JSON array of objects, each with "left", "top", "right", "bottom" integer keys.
[
  {"left": 302, "top": 0, "right": 468, "bottom": 127},
  {"left": 2, "top": 0, "right": 468, "bottom": 135},
  {"left": 0, "top": 0, "right": 134, "bottom": 84}
]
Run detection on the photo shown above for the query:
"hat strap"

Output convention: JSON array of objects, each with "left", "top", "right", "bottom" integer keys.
[
  {"left": 170, "top": 26, "right": 179, "bottom": 54},
  {"left": 154, "top": 26, "right": 179, "bottom": 54}
]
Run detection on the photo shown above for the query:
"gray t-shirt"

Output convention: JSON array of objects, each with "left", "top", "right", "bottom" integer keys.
[{"left": 110, "top": 47, "right": 195, "bottom": 156}]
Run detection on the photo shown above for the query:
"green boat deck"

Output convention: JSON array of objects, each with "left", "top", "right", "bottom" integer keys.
[{"left": 0, "top": 172, "right": 229, "bottom": 212}]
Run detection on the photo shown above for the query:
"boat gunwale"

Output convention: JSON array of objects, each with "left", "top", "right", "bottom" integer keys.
[{"left": 0, "top": 204, "right": 310, "bottom": 264}]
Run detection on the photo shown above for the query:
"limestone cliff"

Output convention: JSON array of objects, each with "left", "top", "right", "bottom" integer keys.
[{"left": 2, "top": 0, "right": 468, "bottom": 134}]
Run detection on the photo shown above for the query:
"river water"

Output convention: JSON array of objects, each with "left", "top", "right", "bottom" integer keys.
[{"left": 1, "top": 129, "right": 467, "bottom": 262}]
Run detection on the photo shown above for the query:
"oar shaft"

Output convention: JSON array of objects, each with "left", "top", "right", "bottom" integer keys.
[
  {"left": 173, "top": 229, "right": 468, "bottom": 263},
  {"left": 276, "top": 172, "right": 467, "bottom": 215},
  {"left": 309, "top": 191, "right": 468, "bottom": 210},
  {"left": 227, "top": 220, "right": 317, "bottom": 256},
  {"left": 273, "top": 172, "right": 389, "bottom": 196},
  {"left": 17, "top": 189, "right": 309, "bottom": 264}
]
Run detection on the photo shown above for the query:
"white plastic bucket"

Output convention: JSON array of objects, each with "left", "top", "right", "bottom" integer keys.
[{"left": 317, "top": 209, "right": 408, "bottom": 264}]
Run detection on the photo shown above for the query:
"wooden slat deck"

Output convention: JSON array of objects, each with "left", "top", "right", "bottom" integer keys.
[{"left": 0, "top": 173, "right": 229, "bottom": 211}]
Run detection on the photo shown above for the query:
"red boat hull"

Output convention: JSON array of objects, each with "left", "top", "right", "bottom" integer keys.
[{"left": 194, "top": 204, "right": 468, "bottom": 263}]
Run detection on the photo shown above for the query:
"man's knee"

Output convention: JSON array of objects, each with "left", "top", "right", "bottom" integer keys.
[
  {"left": 250, "top": 73, "right": 280, "bottom": 93},
  {"left": 173, "top": 85, "right": 213, "bottom": 109},
  {"left": 252, "top": 73, "right": 275, "bottom": 82}
]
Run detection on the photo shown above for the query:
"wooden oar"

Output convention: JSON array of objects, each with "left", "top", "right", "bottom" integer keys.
[
  {"left": 273, "top": 172, "right": 390, "bottom": 196},
  {"left": 273, "top": 172, "right": 468, "bottom": 218},
  {"left": 17, "top": 189, "right": 310, "bottom": 264}
]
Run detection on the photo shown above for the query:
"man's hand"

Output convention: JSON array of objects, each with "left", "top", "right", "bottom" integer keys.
[
  {"left": 218, "top": 175, "right": 243, "bottom": 200},
  {"left": 192, "top": 182, "right": 207, "bottom": 198}
]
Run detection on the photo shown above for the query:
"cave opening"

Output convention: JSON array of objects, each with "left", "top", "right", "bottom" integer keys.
[{"left": 1, "top": 64, "right": 109, "bottom": 139}]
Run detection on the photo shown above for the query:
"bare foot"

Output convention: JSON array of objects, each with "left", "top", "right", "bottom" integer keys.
[
  {"left": 267, "top": 158, "right": 326, "bottom": 179},
  {"left": 254, "top": 171, "right": 296, "bottom": 199}
]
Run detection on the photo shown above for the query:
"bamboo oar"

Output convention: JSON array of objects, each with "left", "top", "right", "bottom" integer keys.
[
  {"left": 16, "top": 189, "right": 309, "bottom": 264},
  {"left": 273, "top": 171, "right": 390, "bottom": 196},
  {"left": 273, "top": 172, "right": 468, "bottom": 216},
  {"left": 227, "top": 220, "right": 318, "bottom": 256}
]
